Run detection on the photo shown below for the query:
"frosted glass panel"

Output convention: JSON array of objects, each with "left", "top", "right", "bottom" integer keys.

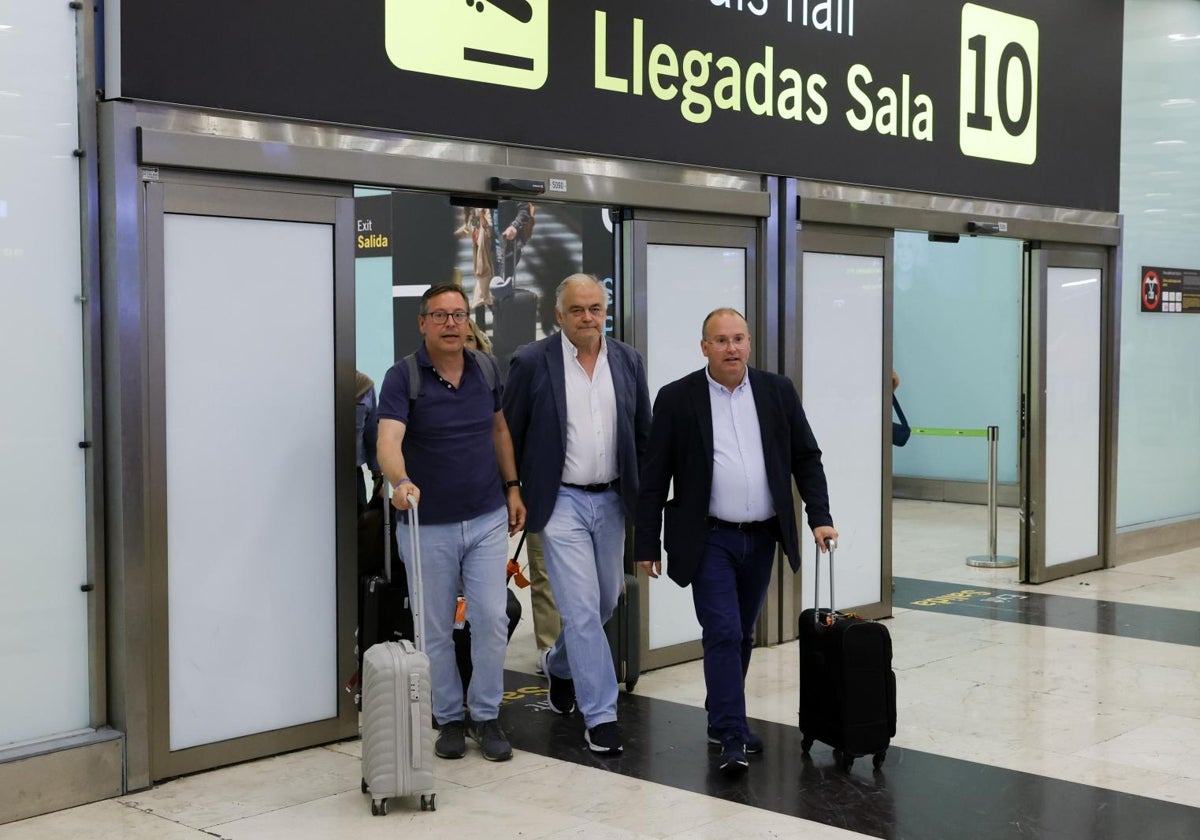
[
  {"left": 645, "top": 244, "right": 744, "bottom": 649},
  {"left": 164, "top": 215, "right": 337, "bottom": 750},
  {"left": 801, "top": 253, "right": 883, "bottom": 609},
  {"left": 1044, "top": 267, "right": 1100, "bottom": 567},
  {"left": 0, "top": 2, "right": 90, "bottom": 746}
]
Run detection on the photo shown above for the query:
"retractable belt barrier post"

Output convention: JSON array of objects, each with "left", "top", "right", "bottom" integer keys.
[{"left": 908, "top": 424, "right": 1018, "bottom": 569}]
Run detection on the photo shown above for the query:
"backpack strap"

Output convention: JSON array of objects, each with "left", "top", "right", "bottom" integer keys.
[{"left": 402, "top": 348, "right": 498, "bottom": 414}]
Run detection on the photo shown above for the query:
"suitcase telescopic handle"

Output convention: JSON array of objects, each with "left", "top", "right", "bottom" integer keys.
[
  {"left": 406, "top": 494, "right": 425, "bottom": 653},
  {"left": 812, "top": 538, "right": 836, "bottom": 628}
]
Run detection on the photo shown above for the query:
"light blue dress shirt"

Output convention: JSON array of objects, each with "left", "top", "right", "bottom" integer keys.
[{"left": 705, "top": 368, "right": 775, "bottom": 523}]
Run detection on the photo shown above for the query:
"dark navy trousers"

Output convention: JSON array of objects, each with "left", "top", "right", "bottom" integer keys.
[{"left": 689, "top": 525, "right": 779, "bottom": 742}]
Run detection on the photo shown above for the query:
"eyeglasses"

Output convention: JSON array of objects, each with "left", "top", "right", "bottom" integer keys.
[
  {"left": 704, "top": 335, "right": 749, "bottom": 350},
  {"left": 423, "top": 310, "right": 469, "bottom": 324}
]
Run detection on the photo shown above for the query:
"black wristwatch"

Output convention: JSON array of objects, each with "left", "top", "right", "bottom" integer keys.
[{"left": 503, "top": 479, "right": 522, "bottom": 489}]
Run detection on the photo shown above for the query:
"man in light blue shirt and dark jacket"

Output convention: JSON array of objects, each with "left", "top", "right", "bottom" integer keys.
[{"left": 634, "top": 307, "right": 838, "bottom": 774}]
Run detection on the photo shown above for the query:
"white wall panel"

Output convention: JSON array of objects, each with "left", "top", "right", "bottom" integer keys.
[
  {"left": 164, "top": 215, "right": 337, "bottom": 750},
  {"left": 0, "top": 1, "right": 90, "bottom": 747}
]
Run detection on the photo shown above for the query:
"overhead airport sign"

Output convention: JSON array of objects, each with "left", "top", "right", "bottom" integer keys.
[{"left": 108, "top": 0, "right": 1123, "bottom": 211}]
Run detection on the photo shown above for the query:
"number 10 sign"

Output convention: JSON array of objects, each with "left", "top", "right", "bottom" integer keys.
[{"left": 959, "top": 3, "right": 1039, "bottom": 165}]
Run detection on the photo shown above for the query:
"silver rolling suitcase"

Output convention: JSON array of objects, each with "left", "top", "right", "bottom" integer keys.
[{"left": 361, "top": 489, "right": 437, "bottom": 815}]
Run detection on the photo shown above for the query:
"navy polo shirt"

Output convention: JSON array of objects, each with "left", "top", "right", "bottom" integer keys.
[{"left": 377, "top": 345, "right": 505, "bottom": 525}]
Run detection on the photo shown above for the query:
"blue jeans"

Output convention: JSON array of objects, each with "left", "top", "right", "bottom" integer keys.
[
  {"left": 398, "top": 505, "right": 508, "bottom": 725},
  {"left": 690, "top": 526, "right": 779, "bottom": 741},
  {"left": 539, "top": 486, "right": 626, "bottom": 729}
]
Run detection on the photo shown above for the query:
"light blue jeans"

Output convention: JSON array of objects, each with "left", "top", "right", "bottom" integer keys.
[
  {"left": 539, "top": 486, "right": 626, "bottom": 729},
  {"left": 398, "top": 505, "right": 509, "bottom": 725}
]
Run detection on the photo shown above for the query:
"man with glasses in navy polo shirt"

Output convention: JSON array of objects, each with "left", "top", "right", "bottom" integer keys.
[
  {"left": 503, "top": 274, "right": 651, "bottom": 755},
  {"left": 377, "top": 284, "right": 526, "bottom": 763}
]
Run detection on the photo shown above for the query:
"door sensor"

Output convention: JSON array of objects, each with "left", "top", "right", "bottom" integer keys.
[{"left": 490, "top": 177, "right": 545, "bottom": 195}]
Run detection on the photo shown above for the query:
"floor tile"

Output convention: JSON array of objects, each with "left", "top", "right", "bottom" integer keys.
[{"left": 0, "top": 800, "right": 209, "bottom": 840}]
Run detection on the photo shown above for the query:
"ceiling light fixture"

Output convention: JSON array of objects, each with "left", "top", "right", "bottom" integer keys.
[
  {"left": 1154, "top": 139, "right": 1187, "bottom": 145},
  {"left": 1161, "top": 98, "right": 1196, "bottom": 107}
]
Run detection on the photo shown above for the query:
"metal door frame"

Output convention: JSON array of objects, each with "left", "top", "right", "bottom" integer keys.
[
  {"left": 143, "top": 180, "right": 358, "bottom": 780},
  {"left": 624, "top": 211, "right": 763, "bottom": 672}
]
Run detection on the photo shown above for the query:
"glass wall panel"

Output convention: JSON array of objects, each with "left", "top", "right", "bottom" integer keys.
[
  {"left": 164, "top": 215, "right": 338, "bottom": 750},
  {"left": 1117, "top": 0, "right": 1200, "bottom": 527},
  {"left": 645, "top": 244, "right": 744, "bottom": 649},
  {"left": 0, "top": 1, "right": 90, "bottom": 747}
]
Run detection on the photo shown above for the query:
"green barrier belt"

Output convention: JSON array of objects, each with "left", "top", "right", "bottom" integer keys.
[{"left": 910, "top": 427, "right": 988, "bottom": 437}]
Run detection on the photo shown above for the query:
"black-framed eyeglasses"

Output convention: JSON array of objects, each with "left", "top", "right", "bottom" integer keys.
[{"left": 423, "top": 310, "right": 470, "bottom": 324}]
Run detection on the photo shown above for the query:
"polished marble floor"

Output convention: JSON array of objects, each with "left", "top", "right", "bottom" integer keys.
[{"left": 3, "top": 500, "right": 1198, "bottom": 839}]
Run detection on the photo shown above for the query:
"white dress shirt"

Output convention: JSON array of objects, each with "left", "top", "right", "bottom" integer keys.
[
  {"left": 560, "top": 336, "right": 619, "bottom": 485},
  {"left": 706, "top": 368, "right": 775, "bottom": 522}
]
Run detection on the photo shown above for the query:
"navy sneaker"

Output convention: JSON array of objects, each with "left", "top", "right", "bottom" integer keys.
[
  {"left": 718, "top": 736, "right": 748, "bottom": 773},
  {"left": 539, "top": 649, "right": 576, "bottom": 715},
  {"left": 707, "top": 726, "right": 763, "bottom": 754},
  {"left": 469, "top": 718, "right": 512, "bottom": 762},
  {"left": 585, "top": 721, "right": 623, "bottom": 755},
  {"left": 435, "top": 719, "right": 467, "bottom": 759}
]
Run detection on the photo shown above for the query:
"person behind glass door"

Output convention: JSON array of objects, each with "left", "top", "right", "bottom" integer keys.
[
  {"left": 502, "top": 274, "right": 652, "bottom": 755},
  {"left": 376, "top": 284, "right": 526, "bottom": 763},
  {"left": 634, "top": 307, "right": 838, "bottom": 774},
  {"left": 355, "top": 370, "right": 382, "bottom": 512}
]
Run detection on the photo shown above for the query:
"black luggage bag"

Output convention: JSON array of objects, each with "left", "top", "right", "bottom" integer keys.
[
  {"left": 355, "top": 492, "right": 413, "bottom": 706},
  {"left": 491, "top": 288, "right": 537, "bottom": 375},
  {"left": 798, "top": 542, "right": 896, "bottom": 771},
  {"left": 604, "top": 572, "right": 640, "bottom": 692}
]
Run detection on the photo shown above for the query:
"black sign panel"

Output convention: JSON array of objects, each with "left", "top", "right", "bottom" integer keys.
[
  {"left": 114, "top": 0, "right": 1123, "bottom": 211},
  {"left": 355, "top": 194, "right": 392, "bottom": 257},
  {"left": 1140, "top": 266, "right": 1200, "bottom": 315}
]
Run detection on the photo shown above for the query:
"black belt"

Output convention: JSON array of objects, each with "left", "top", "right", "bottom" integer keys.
[
  {"left": 707, "top": 516, "right": 777, "bottom": 533},
  {"left": 562, "top": 480, "right": 618, "bottom": 493}
]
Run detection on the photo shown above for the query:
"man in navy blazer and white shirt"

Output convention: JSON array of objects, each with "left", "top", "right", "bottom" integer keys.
[
  {"left": 635, "top": 307, "right": 838, "bottom": 773},
  {"left": 503, "top": 274, "right": 652, "bottom": 755}
]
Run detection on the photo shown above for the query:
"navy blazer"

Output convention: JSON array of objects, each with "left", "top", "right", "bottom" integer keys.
[
  {"left": 634, "top": 367, "right": 833, "bottom": 588},
  {"left": 503, "top": 332, "right": 652, "bottom": 534}
]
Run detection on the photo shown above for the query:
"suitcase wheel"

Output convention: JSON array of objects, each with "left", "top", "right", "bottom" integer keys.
[
  {"left": 361, "top": 778, "right": 368, "bottom": 795},
  {"left": 872, "top": 750, "right": 886, "bottom": 770},
  {"left": 371, "top": 798, "right": 388, "bottom": 816},
  {"left": 833, "top": 749, "right": 854, "bottom": 772},
  {"left": 421, "top": 793, "right": 437, "bottom": 812},
  {"left": 625, "top": 679, "right": 637, "bottom": 694},
  {"left": 800, "top": 736, "right": 813, "bottom": 755}
]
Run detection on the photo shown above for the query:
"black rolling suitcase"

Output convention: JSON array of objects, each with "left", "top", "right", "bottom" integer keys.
[
  {"left": 798, "top": 542, "right": 896, "bottom": 771},
  {"left": 604, "top": 572, "right": 640, "bottom": 692},
  {"left": 352, "top": 489, "right": 413, "bottom": 706},
  {"left": 491, "top": 288, "right": 537, "bottom": 374}
]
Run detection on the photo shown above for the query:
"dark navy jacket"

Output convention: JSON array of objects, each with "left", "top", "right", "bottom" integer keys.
[
  {"left": 634, "top": 367, "right": 833, "bottom": 588},
  {"left": 502, "top": 332, "right": 652, "bottom": 534}
]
